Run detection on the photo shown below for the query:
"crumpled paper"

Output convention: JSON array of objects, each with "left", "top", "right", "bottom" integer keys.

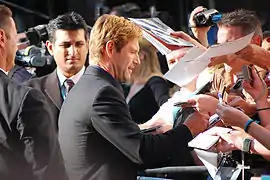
[{"left": 194, "top": 149, "right": 241, "bottom": 180}]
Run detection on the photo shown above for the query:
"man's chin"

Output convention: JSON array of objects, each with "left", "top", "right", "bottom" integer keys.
[
  {"left": 118, "top": 76, "right": 131, "bottom": 83},
  {"left": 65, "top": 65, "right": 83, "bottom": 74}
]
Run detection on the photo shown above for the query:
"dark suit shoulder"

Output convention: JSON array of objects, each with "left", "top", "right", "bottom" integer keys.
[
  {"left": 0, "top": 74, "right": 32, "bottom": 99},
  {"left": 24, "top": 73, "right": 51, "bottom": 91},
  {"left": 77, "top": 73, "right": 116, "bottom": 94},
  {"left": 0, "top": 74, "right": 38, "bottom": 124}
]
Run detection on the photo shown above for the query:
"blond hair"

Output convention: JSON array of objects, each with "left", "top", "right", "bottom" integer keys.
[
  {"left": 89, "top": 14, "right": 142, "bottom": 64},
  {"left": 132, "top": 38, "right": 163, "bottom": 84}
]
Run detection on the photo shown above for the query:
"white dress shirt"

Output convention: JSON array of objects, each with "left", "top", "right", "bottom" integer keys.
[{"left": 57, "top": 66, "right": 85, "bottom": 87}]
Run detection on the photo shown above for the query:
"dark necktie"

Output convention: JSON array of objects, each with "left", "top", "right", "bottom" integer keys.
[{"left": 62, "top": 79, "right": 74, "bottom": 100}]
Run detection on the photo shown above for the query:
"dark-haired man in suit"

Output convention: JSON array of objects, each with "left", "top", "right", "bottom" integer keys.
[
  {"left": 25, "top": 12, "right": 89, "bottom": 131},
  {"left": 0, "top": 4, "right": 66, "bottom": 180}
]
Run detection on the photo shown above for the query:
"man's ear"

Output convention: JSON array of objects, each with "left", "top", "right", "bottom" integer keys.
[
  {"left": 46, "top": 40, "right": 54, "bottom": 56},
  {"left": 251, "top": 35, "right": 262, "bottom": 46},
  {"left": 0, "top": 29, "right": 6, "bottom": 48},
  {"left": 105, "top": 40, "right": 115, "bottom": 58}
]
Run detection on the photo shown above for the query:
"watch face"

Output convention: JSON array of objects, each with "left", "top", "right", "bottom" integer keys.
[{"left": 243, "top": 138, "right": 252, "bottom": 153}]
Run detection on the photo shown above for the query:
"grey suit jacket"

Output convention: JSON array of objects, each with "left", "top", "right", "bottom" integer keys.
[
  {"left": 24, "top": 70, "right": 68, "bottom": 180},
  {"left": 59, "top": 66, "right": 193, "bottom": 180},
  {"left": 25, "top": 70, "right": 62, "bottom": 130},
  {"left": 0, "top": 71, "right": 64, "bottom": 180}
]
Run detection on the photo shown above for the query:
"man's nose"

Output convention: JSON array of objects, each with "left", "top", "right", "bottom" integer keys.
[
  {"left": 68, "top": 45, "right": 78, "bottom": 56},
  {"left": 134, "top": 54, "right": 141, "bottom": 65}
]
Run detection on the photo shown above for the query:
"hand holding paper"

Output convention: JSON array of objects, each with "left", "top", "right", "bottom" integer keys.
[
  {"left": 170, "top": 31, "right": 207, "bottom": 50},
  {"left": 164, "top": 32, "right": 254, "bottom": 87},
  {"left": 188, "top": 127, "right": 233, "bottom": 151},
  {"left": 192, "top": 127, "right": 244, "bottom": 180}
]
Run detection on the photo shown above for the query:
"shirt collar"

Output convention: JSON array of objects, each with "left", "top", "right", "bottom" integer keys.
[
  {"left": 0, "top": 68, "right": 7, "bottom": 75},
  {"left": 57, "top": 66, "right": 85, "bottom": 86}
]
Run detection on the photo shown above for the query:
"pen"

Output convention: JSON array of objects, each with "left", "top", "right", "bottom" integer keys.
[{"left": 218, "top": 92, "right": 223, "bottom": 104}]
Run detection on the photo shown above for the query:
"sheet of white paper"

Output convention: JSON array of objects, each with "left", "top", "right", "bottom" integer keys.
[
  {"left": 164, "top": 47, "right": 206, "bottom": 86},
  {"left": 194, "top": 149, "right": 218, "bottom": 179},
  {"left": 202, "top": 32, "right": 254, "bottom": 58},
  {"left": 188, "top": 133, "right": 220, "bottom": 150},
  {"left": 164, "top": 32, "right": 254, "bottom": 87},
  {"left": 188, "top": 127, "right": 232, "bottom": 150}
]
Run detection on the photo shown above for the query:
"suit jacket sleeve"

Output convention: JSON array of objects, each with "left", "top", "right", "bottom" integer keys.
[
  {"left": 17, "top": 89, "right": 59, "bottom": 180},
  {"left": 147, "top": 76, "right": 170, "bottom": 106},
  {"left": 92, "top": 86, "right": 193, "bottom": 167}
]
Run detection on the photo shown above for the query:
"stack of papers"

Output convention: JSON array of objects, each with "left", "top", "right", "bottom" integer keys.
[
  {"left": 129, "top": 17, "right": 194, "bottom": 55},
  {"left": 130, "top": 17, "right": 254, "bottom": 87}
]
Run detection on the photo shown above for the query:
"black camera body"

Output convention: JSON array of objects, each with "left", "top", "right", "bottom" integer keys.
[
  {"left": 25, "top": 24, "right": 48, "bottom": 46},
  {"left": 193, "top": 9, "right": 222, "bottom": 27},
  {"left": 15, "top": 46, "right": 54, "bottom": 68},
  {"left": 242, "top": 65, "right": 253, "bottom": 85}
]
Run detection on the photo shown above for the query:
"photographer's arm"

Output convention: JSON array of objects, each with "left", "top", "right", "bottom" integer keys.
[{"left": 189, "top": 6, "right": 210, "bottom": 47}]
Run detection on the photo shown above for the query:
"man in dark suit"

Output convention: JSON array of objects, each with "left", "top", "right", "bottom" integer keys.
[
  {"left": 25, "top": 12, "right": 89, "bottom": 131},
  {"left": 59, "top": 14, "right": 209, "bottom": 180},
  {"left": 0, "top": 5, "right": 66, "bottom": 180}
]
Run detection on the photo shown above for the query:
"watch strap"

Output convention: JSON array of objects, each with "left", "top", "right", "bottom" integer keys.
[{"left": 242, "top": 138, "right": 253, "bottom": 153}]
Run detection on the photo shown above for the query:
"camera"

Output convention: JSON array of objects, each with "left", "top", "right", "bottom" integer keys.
[
  {"left": 242, "top": 65, "right": 253, "bottom": 85},
  {"left": 15, "top": 46, "right": 56, "bottom": 77},
  {"left": 193, "top": 9, "right": 222, "bottom": 27},
  {"left": 24, "top": 24, "right": 48, "bottom": 46},
  {"left": 15, "top": 46, "right": 54, "bottom": 68}
]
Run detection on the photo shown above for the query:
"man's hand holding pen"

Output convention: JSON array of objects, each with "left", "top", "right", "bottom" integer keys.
[{"left": 187, "top": 94, "right": 219, "bottom": 116}]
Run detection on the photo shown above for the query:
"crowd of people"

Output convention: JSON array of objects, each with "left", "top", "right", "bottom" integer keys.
[{"left": 0, "top": 2, "right": 270, "bottom": 180}]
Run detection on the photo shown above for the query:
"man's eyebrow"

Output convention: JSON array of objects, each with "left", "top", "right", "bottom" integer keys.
[
  {"left": 58, "top": 40, "right": 71, "bottom": 43},
  {"left": 131, "top": 46, "right": 139, "bottom": 51}
]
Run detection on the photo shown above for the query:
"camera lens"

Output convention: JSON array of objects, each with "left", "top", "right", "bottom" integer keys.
[{"left": 194, "top": 13, "right": 207, "bottom": 26}]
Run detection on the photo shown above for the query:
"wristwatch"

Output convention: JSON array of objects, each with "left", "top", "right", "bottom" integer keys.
[{"left": 242, "top": 138, "right": 253, "bottom": 153}]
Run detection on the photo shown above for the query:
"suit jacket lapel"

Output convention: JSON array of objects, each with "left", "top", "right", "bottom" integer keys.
[{"left": 45, "top": 71, "right": 62, "bottom": 110}]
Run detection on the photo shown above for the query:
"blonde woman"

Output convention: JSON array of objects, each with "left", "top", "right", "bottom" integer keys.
[{"left": 126, "top": 39, "right": 170, "bottom": 124}]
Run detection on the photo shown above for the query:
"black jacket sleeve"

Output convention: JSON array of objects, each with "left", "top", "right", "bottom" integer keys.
[
  {"left": 147, "top": 76, "right": 170, "bottom": 106},
  {"left": 92, "top": 86, "right": 193, "bottom": 167},
  {"left": 17, "top": 89, "right": 64, "bottom": 180}
]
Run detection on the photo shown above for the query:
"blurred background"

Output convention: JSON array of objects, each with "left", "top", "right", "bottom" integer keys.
[{"left": 3, "top": 0, "right": 270, "bottom": 33}]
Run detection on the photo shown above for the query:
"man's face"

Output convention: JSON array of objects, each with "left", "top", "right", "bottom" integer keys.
[
  {"left": 5, "top": 17, "right": 17, "bottom": 71},
  {"left": 217, "top": 26, "right": 250, "bottom": 72},
  {"left": 217, "top": 26, "right": 244, "bottom": 44},
  {"left": 111, "top": 38, "right": 140, "bottom": 82},
  {"left": 47, "top": 29, "right": 88, "bottom": 77}
]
